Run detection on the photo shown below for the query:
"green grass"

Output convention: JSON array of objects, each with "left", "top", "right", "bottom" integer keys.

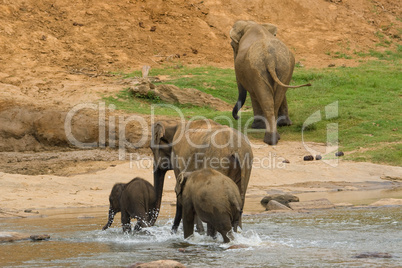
[{"left": 105, "top": 51, "right": 401, "bottom": 166}]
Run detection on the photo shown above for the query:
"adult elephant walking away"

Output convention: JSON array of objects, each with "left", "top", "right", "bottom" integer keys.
[
  {"left": 230, "top": 20, "right": 311, "bottom": 145},
  {"left": 150, "top": 119, "right": 253, "bottom": 233}
]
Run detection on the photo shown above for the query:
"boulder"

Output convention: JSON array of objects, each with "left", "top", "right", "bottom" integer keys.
[
  {"left": 266, "top": 200, "right": 292, "bottom": 211},
  {"left": 128, "top": 260, "right": 186, "bottom": 268},
  {"left": 130, "top": 81, "right": 231, "bottom": 111},
  {"left": 288, "top": 198, "right": 335, "bottom": 210},
  {"left": 260, "top": 194, "right": 299, "bottom": 209}
]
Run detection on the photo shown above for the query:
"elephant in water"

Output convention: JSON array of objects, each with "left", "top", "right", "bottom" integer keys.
[
  {"left": 175, "top": 168, "right": 242, "bottom": 243},
  {"left": 230, "top": 20, "right": 311, "bottom": 145},
  {"left": 150, "top": 119, "right": 253, "bottom": 234},
  {"left": 102, "top": 177, "right": 156, "bottom": 232}
]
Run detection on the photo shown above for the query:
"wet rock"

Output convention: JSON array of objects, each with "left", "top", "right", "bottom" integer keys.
[
  {"left": 128, "top": 260, "right": 186, "bottom": 268},
  {"left": 370, "top": 198, "right": 402, "bottom": 207},
  {"left": 335, "top": 151, "right": 344, "bottom": 157},
  {"left": 30, "top": 234, "right": 50, "bottom": 241},
  {"left": 0, "top": 232, "right": 30, "bottom": 242},
  {"left": 266, "top": 200, "right": 292, "bottom": 211},
  {"left": 260, "top": 194, "right": 299, "bottom": 209},
  {"left": 353, "top": 252, "right": 392, "bottom": 258},
  {"left": 288, "top": 198, "right": 335, "bottom": 210},
  {"left": 315, "top": 155, "right": 322, "bottom": 160},
  {"left": 303, "top": 155, "right": 314, "bottom": 161}
]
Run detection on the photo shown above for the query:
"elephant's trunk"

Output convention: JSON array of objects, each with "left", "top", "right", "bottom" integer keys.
[
  {"left": 232, "top": 86, "right": 247, "bottom": 120},
  {"left": 102, "top": 206, "right": 115, "bottom": 230},
  {"left": 153, "top": 167, "right": 167, "bottom": 223}
]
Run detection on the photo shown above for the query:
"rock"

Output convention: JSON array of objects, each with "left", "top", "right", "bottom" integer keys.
[
  {"left": 303, "top": 155, "right": 314, "bottom": 161},
  {"left": 353, "top": 252, "right": 392, "bottom": 258},
  {"left": 128, "top": 260, "right": 186, "bottom": 268},
  {"left": 282, "top": 159, "right": 290, "bottom": 163},
  {"left": 260, "top": 194, "right": 299, "bottom": 209},
  {"left": 150, "top": 26, "right": 156, "bottom": 32},
  {"left": 0, "top": 232, "right": 30, "bottom": 242},
  {"left": 266, "top": 200, "right": 292, "bottom": 211},
  {"left": 369, "top": 198, "right": 402, "bottom": 207},
  {"left": 130, "top": 82, "right": 231, "bottom": 111},
  {"left": 30, "top": 234, "right": 50, "bottom": 241},
  {"left": 335, "top": 151, "right": 344, "bottom": 157},
  {"left": 315, "top": 155, "right": 322, "bottom": 160},
  {"left": 288, "top": 198, "right": 335, "bottom": 210}
]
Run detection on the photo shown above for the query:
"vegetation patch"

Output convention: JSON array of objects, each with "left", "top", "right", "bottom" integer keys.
[{"left": 106, "top": 54, "right": 401, "bottom": 166}]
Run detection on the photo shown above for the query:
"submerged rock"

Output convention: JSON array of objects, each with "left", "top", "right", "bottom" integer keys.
[
  {"left": 30, "top": 234, "right": 50, "bottom": 241},
  {"left": 353, "top": 252, "right": 392, "bottom": 258}
]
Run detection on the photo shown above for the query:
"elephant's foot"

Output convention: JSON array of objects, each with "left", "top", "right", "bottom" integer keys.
[
  {"left": 171, "top": 225, "right": 179, "bottom": 234},
  {"left": 263, "top": 132, "right": 280, "bottom": 145},
  {"left": 122, "top": 224, "right": 132, "bottom": 233},
  {"left": 277, "top": 116, "right": 292, "bottom": 127},
  {"left": 251, "top": 119, "right": 266, "bottom": 129}
]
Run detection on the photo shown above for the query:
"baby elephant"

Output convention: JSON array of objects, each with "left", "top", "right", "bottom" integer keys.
[
  {"left": 175, "top": 168, "right": 242, "bottom": 243},
  {"left": 102, "top": 177, "right": 156, "bottom": 232}
]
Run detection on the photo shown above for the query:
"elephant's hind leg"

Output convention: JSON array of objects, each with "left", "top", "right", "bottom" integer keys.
[
  {"left": 277, "top": 95, "right": 292, "bottom": 127},
  {"left": 183, "top": 205, "right": 195, "bottom": 239}
]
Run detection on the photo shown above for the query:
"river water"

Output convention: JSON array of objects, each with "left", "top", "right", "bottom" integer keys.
[{"left": 1, "top": 199, "right": 401, "bottom": 268}]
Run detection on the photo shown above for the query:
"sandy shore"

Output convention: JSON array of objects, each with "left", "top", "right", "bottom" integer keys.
[{"left": 1, "top": 140, "right": 401, "bottom": 219}]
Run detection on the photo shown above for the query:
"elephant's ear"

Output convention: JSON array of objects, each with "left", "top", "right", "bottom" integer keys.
[
  {"left": 230, "top": 20, "right": 251, "bottom": 44},
  {"left": 151, "top": 122, "right": 165, "bottom": 148},
  {"left": 175, "top": 172, "right": 189, "bottom": 196},
  {"left": 261, "top": 23, "right": 277, "bottom": 36}
]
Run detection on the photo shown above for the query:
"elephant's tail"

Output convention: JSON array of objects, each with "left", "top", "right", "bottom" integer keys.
[
  {"left": 232, "top": 86, "right": 247, "bottom": 120},
  {"left": 265, "top": 62, "right": 311, "bottom": 89}
]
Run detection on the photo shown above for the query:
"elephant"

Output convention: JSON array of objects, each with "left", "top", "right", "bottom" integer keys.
[
  {"left": 150, "top": 119, "right": 253, "bottom": 233},
  {"left": 102, "top": 177, "right": 156, "bottom": 232},
  {"left": 175, "top": 168, "right": 242, "bottom": 243},
  {"left": 230, "top": 20, "right": 311, "bottom": 145}
]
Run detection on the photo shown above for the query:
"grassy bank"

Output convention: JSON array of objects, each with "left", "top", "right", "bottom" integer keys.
[{"left": 105, "top": 53, "right": 401, "bottom": 166}]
